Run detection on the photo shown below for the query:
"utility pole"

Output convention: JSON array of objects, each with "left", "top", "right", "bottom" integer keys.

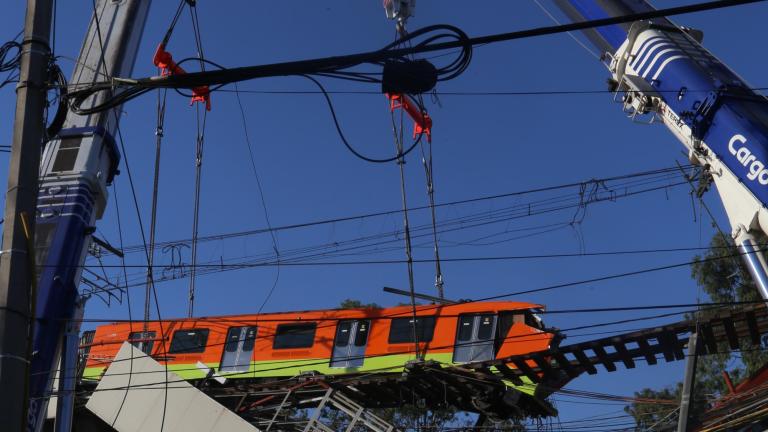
[
  {"left": 677, "top": 331, "right": 699, "bottom": 432},
  {"left": 0, "top": 0, "right": 54, "bottom": 431}
]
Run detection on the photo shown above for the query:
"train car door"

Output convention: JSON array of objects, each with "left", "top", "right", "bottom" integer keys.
[
  {"left": 330, "top": 320, "right": 370, "bottom": 368},
  {"left": 453, "top": 314, "right": 497, "bottom": 363},
  {"left": 220, "top": 326, "right": 257, "bottom": 373}
]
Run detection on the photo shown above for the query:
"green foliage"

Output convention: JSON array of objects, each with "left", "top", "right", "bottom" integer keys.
[
  {"left": 338, "top": 298, "right": 382, "bottom": 309},
  {"left": 690, "top": 233, "right": 768, "bottom": 378},
  {"left": 624, "top": 387, "right": 680, "bottom": 431},
  {"left": 374, "top": 405, "right": 467, "bottom": 431},
  {"left": 625, "top": 233, "right": 768, "bottom": 429}
]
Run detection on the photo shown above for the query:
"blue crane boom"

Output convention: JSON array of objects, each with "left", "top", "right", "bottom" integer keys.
[{"left": 552, "top": 0, "right": 768, "bottom": 301}]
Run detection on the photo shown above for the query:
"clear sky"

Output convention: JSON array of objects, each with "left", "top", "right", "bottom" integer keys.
[{"left": 2, "top": 0, "right": 768, "bottom": 426}]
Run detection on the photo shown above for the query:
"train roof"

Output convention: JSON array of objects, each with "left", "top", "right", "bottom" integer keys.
[{"left": 101, "top": 300, "right": 544, "bottom": 327}]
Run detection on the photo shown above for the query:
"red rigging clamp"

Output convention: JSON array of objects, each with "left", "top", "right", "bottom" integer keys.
[
  {"left": 153, "top": 43, "right": 211, "bottom": 111},
  {"left": 386, "top": 93, "right": 432, "bottom": 142}
]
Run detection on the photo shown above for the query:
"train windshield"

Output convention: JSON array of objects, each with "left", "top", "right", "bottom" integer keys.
[{"left": 525, "top": 309, "right": 546, "bottom": 331}]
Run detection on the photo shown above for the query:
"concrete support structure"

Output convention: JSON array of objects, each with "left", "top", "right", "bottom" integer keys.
[{"left": 0, "top": 1, "right": 53, "bottom": 430}]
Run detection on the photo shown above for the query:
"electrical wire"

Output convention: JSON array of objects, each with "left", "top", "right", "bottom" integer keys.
[
  {"left": 64, "top": 0, "right": 766, "bottom": 113},
  {"left": 108, "top": 177, "right": 136, "bottom": 428},
  {"left": 213, "top": 86, "right": 768, "bottom": 97},
  {"left": 231, "top": 82, "right": 282, "bottom": 314},
  {"left": 303, "top": 74, "right": 423, "bottom": 163},
  {"left": 0, "top": 35, "right": 22, "bottom": 90},
  {"left": 106, "top": 164, "right": 690, "bottom": 257},
  {"left": 67, "top": 23, "right": 471, "bottom": 114},
  {"left": 87, "top": 0, "right": 158, "bottom": 426},
  {"left": 532, "top": 0, "right": 600, "bottom": 60},
  {"left": 100, "top": 169, "right": 686, "bottom": 288}
]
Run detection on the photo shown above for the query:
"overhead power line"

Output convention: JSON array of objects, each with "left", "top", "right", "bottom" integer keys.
[
  {"left": 216, "top": 86, "right": 768, "bottom": 97},
  {"left": 66, "top": 0, "right": 765, "bottom": 112},
  {"left": 100, "top": 171, "right": 683, "bottom": 290},
  {"left": 133, "top": 0, "right": 768, "bottom": 88},
  {"left": 106, "top": 165, "right": 689, "bottom": 256}
]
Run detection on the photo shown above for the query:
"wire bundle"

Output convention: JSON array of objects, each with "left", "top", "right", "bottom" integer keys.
[
  {"left": 0, "top": 38, "right": 22, "bottom": 89},
  {"left": 66, "top": 24, "right": 472, "bottom": 115}
]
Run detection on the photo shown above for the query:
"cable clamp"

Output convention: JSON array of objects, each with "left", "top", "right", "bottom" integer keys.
[
  {"left": 152, "top": 43, "right": 211, "bottom": 111},
  {"left": 387, "top": 93, "right": 432, "bottom": 142}
]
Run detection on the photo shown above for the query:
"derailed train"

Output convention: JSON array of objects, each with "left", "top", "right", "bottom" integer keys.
[{"left": 81, "top": 301, "right": 560, "bottom": 400}]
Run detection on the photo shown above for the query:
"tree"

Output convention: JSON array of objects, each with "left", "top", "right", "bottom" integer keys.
[
  {"left": 338, "top": 298, "right": 381, "bottom": 309},
  {"left": 625, "top": 233, "right": 768, "bottom": 428}
]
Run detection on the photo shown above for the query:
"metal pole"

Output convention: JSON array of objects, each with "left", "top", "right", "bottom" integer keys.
[
  {"left": 0, "top": 1, "right": 53, "bottom": 430},
  {"left": 54, "top": 298, "right": 85, "bottom": 432},
  {"left": 736, "top": 233, "right": 768, "bottom": 302},
  {"left": 677, "top": 332, "right": 698, "bottom": 432}
]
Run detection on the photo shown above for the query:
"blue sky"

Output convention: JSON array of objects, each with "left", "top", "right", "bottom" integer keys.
[{"left": 2, "top": 0, "right": 768, "bottom": 425}]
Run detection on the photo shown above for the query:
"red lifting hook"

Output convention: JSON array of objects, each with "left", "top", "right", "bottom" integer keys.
[
  {"left": 386, "top": 93, "right": 432, "bottom": 142},
  {"left": 153, "top": 43, "right": 212, "bottom": 111}
]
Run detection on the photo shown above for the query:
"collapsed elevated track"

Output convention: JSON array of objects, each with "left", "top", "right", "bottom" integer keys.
[{"left": 110, "top": 304, "right": 767, "bottom": 427}]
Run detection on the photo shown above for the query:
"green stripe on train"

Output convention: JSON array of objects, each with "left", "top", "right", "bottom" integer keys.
[{"left": 82, "top": 353, "right": 537, "bottom": 396}]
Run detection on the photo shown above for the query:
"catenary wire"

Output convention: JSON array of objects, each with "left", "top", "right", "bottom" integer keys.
[
  {"left": 107, "top": 165, "right": 691, "bottom": 256},
  {"left": 96, "top": 171, "right": 686, "bottom": 287}
]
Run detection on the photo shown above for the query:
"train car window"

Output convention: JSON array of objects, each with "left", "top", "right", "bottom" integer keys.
[
  {"left": 224, "top": 328, "right": 240, "bottom": 353},
  {"left": 496, "top": 313, "right": 514, "bottom": 352},
  {"left": 169, "top": 329, "right": 209, "bottom": 354},
  {"left": 525, "top": 311, "right": 545, "bottom": 330},
  {"left": 242, "top": 327, "right": 257, "bottom": 351},
  {"left": 129, "top": 331, "right": 156, "bottom": 354},
  {"left": 388, "top": 316, "right": 436, "bottom": 344},
  {"left": 335, "top": 321, "right": 352, "bottom": 347},
  {"left": 274, "top": 323, "right": 317, "bottom": 349},
  {"left": 457, "top": 316, "right": 474, "bottom": 341},
  {"left": 477, "top": 314, "right": 496, "bottom": 340},
  {"left": 223, "top": 327, "right": 257, "bottom": 352},
  {"left": 354, "top": 321, "right": 370, "bottom": 347}
]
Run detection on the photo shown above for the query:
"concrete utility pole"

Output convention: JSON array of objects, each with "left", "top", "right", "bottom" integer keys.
[
  {"left": 0, "top": 0, "right": 54, "bottom": 430},
  {"left": 677, "top": 332, "right": 699, "bottom": 432}
]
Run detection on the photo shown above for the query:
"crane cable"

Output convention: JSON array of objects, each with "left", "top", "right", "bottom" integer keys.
[
  {"left": 393, "top": 103, "right": 422, "bottom": 360},
  {"left": 145, "top": 88, "right": 168, "bottom": 334},
  {"left": 416, "top": 95, "right": 445, "bottom": 299},
  {"left": 188, "top": 1, "right": 208, "bottom": 318},
  {"left": 387, "top": 22, "right": 424, "bottom": 360},
  {"left": 145, "top": 0, "right": 186, "bottom": 328},
  {"left": 398, "top": 15, "right": 447, "bottom": 301},
  {"left": 130, "top": 0, "right": 189, "bottom": 428}
]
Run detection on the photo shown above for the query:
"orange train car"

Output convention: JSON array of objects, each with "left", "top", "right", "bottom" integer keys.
[{"left": 82, "top": 301, "right": 560, "bottom": 398}]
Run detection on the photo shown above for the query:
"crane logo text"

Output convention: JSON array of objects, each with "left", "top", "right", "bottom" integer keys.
[{"left": 729, "top": 134, "right": 768, "bottom": 185}]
